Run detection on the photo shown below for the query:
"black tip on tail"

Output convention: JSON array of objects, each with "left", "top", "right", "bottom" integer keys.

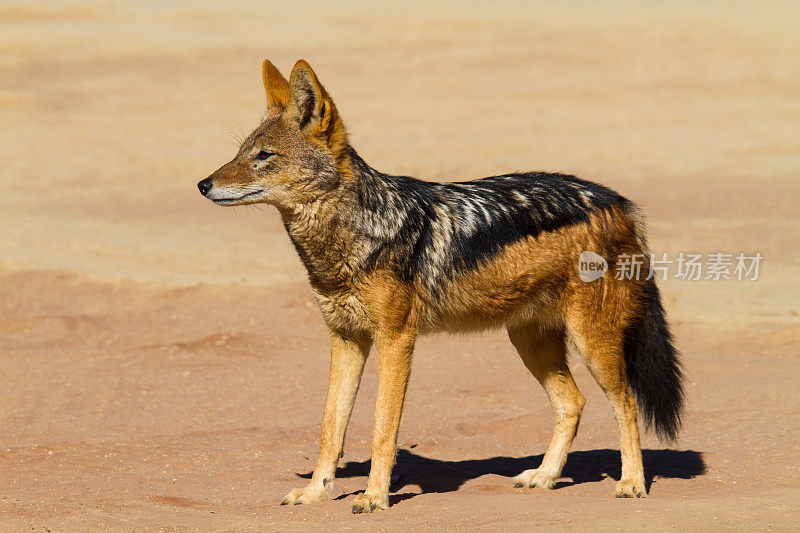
[{"left": 624, "top": 279, "right": 685, "bottom": 442}]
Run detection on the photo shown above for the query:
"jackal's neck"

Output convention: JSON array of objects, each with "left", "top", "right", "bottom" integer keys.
[{"left": 278, "top": 146, "right": 391, "bottom": 292}]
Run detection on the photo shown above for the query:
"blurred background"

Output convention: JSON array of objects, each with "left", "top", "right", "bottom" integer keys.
[{"left": 1, "top": 1, "right": 798, "bottom": 529}]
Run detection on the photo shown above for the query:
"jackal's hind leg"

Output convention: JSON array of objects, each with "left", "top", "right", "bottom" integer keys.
[
  {"left": 507, "top": 324, "right": 584, "bottom": 490},
  {"left": 568, "top": 320, "right": 647, "bottom": 498}
]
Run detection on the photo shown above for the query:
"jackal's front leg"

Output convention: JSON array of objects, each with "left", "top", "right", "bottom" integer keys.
[
  {"left": 281, "top": 330, "right": 371, "bottom": 506},
  {"left": 351, "top": 327, "right": 416, "bottom": 513}
]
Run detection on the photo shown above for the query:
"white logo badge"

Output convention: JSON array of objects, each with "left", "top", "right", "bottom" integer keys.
[{"left": 578, "top": 251, "right": 608, "bottom": 282}]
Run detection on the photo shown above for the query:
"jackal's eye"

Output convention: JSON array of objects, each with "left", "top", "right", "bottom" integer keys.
[{"left": 255, "top": 150, "right": 275, "bottom": 161}]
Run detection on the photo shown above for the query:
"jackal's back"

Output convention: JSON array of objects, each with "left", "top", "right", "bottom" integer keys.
[{"left": 349, "top": 157, "right": 635, "bottom": 301}]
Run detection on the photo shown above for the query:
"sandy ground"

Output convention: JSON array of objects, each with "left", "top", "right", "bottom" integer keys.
[{"left": 1, "top": 1, "right": 799, "bottom": 530}]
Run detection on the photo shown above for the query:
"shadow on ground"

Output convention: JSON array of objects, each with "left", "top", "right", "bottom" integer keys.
[{"left": 299, "top": 448, "right": 705, "bottom": 504}]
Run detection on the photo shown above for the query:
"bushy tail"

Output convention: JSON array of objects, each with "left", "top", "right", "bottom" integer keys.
[{"left": 624, "top": 278, "right": 685, "bottom": 442}]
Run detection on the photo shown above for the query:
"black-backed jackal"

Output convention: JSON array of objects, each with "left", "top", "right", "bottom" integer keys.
[{"left": 198, "top": 59, "right": 684, "bottom": 513}]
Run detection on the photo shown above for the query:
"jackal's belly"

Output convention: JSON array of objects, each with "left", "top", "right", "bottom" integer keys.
[
  {"left": 420, "top": 280, "right": 563, "bottom": 334},
  {"left": 417, "top": 233, "right": 573, "bottom": 333},
  {"left": 310, "top": 229, "right": 577, "bottom": 337}
]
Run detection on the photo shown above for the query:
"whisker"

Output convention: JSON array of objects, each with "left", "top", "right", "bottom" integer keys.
[
  {"left": 226, "top": 132, "right": 242, "bottom": 147},
  {"left": 235, "top": 121, "right": 246, "bottom": 148},
  {"left": 224, "top": 120, "right": 246, "bottom": 148}
]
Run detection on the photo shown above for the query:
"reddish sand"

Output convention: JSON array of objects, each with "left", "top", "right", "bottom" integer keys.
[{"left": 1, "top": 1, "right": 798, "bottom": 530}]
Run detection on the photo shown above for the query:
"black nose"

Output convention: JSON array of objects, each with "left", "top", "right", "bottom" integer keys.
[{"left": 197, "top": 179, "right": 212, "bottom": 196}]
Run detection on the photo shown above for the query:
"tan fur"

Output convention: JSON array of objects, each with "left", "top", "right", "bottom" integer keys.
[
  {"left": 286, "top": 60, "right": 350, "bottom": 173},
  {"left": 205, "top": 59, "right": 662, "bottom": 512},
  {"left": 283, "top": 204, "right": 651, "bottom": 507},
  {"left": 508, "top": 324, "right": 584, "bottom": 490},
  {"left": 262, "top": 59, "right": 290, "bottom": 111}
]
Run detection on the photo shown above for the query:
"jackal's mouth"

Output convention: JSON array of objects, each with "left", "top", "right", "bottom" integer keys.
[{"left": 210, "top": 189, "right": 266, "bottom": 205}]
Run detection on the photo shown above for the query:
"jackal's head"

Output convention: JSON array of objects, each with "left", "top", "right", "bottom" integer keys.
[{"left": 198, "top": 59, "right": 348, "bottom": 207}]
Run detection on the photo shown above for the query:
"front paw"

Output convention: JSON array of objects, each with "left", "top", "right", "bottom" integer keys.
[
  {"left": 513, "top": 468, "right": 558, "bottom": 489},
  {"left": 280, "top": 482, "right": 329, "bottom": 506},
  {"left": 351, "top": 492, "right": 389, "bottom": 514}
]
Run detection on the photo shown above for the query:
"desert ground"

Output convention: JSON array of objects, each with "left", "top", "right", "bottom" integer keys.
[{"left": 1, "top": 1, "right": 799, "bottom": 530}]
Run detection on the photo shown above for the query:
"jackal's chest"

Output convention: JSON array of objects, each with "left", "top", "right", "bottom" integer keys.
[{"left": 311, "top": 287, "right": 374, "bottom": 334}]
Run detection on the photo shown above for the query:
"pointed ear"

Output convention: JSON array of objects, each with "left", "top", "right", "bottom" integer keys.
[
  {"left": 287, "top": 59, "right": 346, "bottom": 148},
  {"left": 262, "top": 59, "right": 290, "bottom": 111}
]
